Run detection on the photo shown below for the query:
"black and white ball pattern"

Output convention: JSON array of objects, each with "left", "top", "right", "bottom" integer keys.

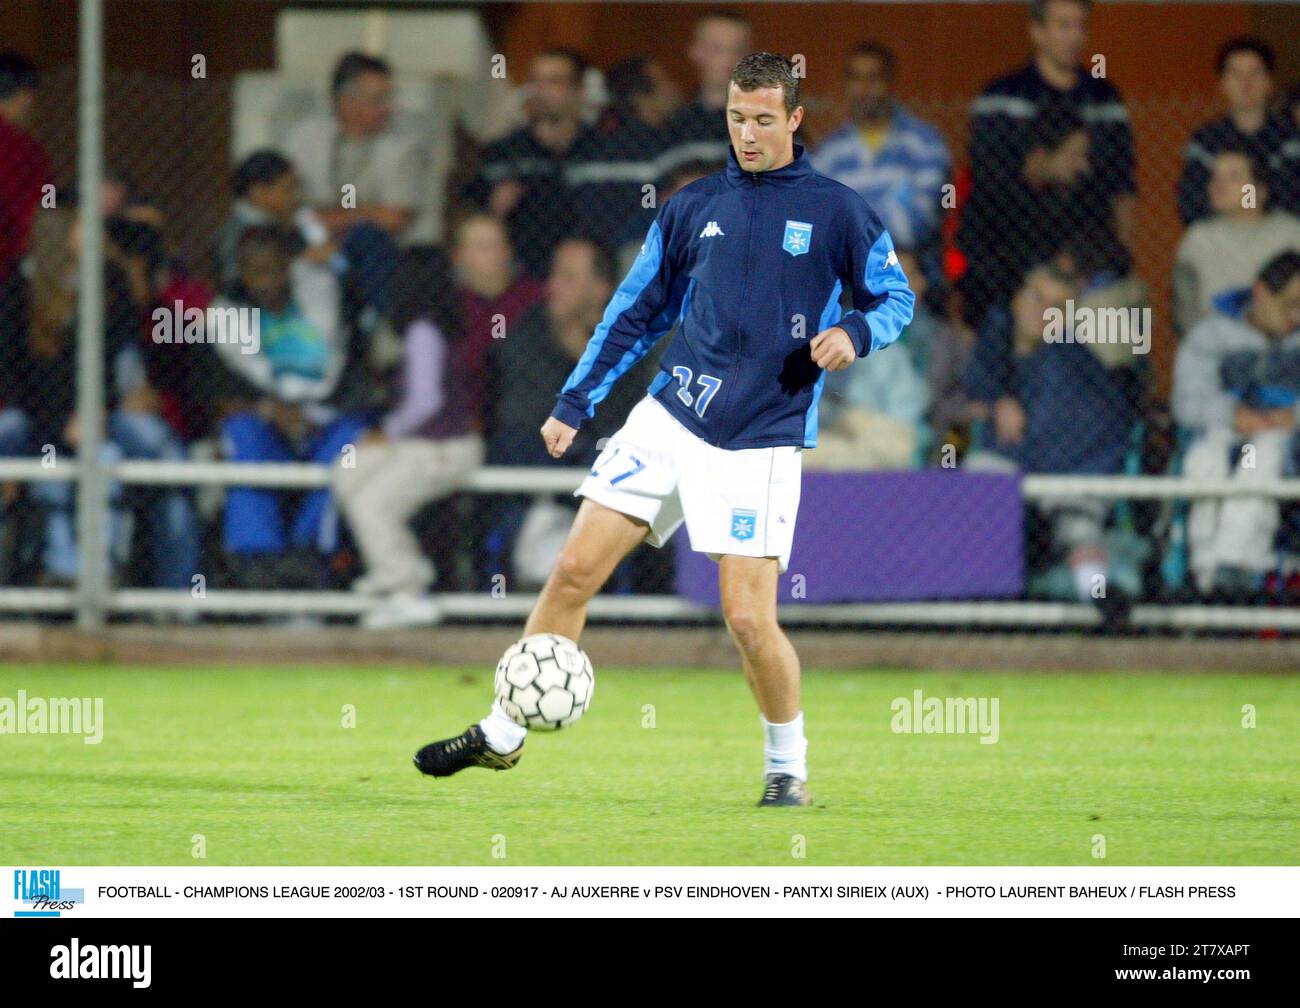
[{"left": 494, "top": 633, "right": 595, "bottom": 730}]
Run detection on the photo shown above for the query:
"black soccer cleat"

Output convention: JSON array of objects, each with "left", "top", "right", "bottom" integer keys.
[
  {"left": 758, "top": 773, "right": 813, "bottom": 807},
  {"left": 413, "top": 724, "right": 523, "bottom": 778}
]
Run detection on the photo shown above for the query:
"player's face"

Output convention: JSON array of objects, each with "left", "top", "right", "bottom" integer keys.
[
  {"left": 1220, "top": 52, "right": 1272, "bottom": 114},
  {"left": 727, "top": 83, "right": 801, "bottom": 173},
  {"left": 1030, "top": 0, "right": 1087, "bottom": 69}
]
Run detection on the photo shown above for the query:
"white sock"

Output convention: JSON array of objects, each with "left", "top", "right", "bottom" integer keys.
[
  {"left": 1072, "top": 560, "right": 1107, "bottom": 602},
  {"left": 480, "top": 700, "right": 528, "bottom": 754},
  {"left": 762, "top": 711, "right": 808, "bottom": 782}
]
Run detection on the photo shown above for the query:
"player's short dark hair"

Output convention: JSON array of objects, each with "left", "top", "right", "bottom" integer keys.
[
  {"left": 0, "top": 52, "right": 39, "bottom": 100},
  {"left": 849, "top": 41, "right": 897, "bottom": 80},
  {"left": 1216, "top": 37, "right": 1275, "bottom": 76},
  {"left": 1029, "top": 106, "right": 1086, "bottom": 152},
  {"left": 730, "top": 52, "right": 800, "bottom": 116},
  {"left": 1029, "top": 0, "right": 1091, "bottom": 23},
  {"left": 537, "top": 47, "right": 588, "bottom": 86},
  {"left": 1257, "top": 249, "right": 1300, "bottom": 293},
  {"left": 331, "top": 51, "right": 391, "bottom": 101},
  {"left": 236, "top": 223, "right": 301, "bottom": 261},
  {"left": 556, "top": 234, "right": 617, "bottom": 287},
  {"left": 232, "top": 150, "right": 294, "bottom": 197}
]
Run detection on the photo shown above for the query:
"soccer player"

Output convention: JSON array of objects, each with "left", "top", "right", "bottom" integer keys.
[{"left": 415, "top": 53, "right": 914, "bottom": 806}]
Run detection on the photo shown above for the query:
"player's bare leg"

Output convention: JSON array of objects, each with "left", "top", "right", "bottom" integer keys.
[
  {"left": 414, "top": 498, "right": 649, "bottom": 777},
  {"left": 719, "top": 554, "right": 812, "bottom": 807},
  {"left": 523, "top": 498, "right": 651, "bottom": 642}
]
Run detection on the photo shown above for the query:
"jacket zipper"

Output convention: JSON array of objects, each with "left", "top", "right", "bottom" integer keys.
[{"left": 716, "top": 170, "right": 760, "bottom": 446}]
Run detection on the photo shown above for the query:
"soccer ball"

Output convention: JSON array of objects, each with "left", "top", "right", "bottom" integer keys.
[{"left": 494, "top": 633, "right": 594, "bottom": 731}]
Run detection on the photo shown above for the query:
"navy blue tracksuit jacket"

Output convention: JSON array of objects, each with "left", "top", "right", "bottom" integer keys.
[{"left": 551, "top": 141, "right": 916, "bottom": 449}]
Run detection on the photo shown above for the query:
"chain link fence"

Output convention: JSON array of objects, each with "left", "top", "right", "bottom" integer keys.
[{"left": 1, "top": 2, "right": 1298, "bottom": 632}]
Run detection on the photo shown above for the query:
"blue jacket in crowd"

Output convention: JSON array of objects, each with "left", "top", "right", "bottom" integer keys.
[{"left": 550, "top": 142, "right": 916, "bottom": 450}]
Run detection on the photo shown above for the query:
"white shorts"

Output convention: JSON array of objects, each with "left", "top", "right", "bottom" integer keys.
[{"left": 575, "top": 395, "right": 802, "bottom": 573}]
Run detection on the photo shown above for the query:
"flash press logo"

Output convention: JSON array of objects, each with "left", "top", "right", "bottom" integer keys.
[{"left": 13, "top": 869, "right": 83, "bottom": 917}]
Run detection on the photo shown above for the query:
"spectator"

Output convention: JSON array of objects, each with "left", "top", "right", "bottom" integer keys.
[
  {"left": 1173, "top": 147, "right": 1300, "bottom": 336},
  {"left": 959, "top": 0, "right": 1135, "bottom": 323},
  {"left": 485, "top": 236, "right": 658, "bottom": 587},
  {"left": 210, "top": 225, "right": 365, "bottom": 588},
  {"left": 811, "top": 42, "right": 952, "bottom": 254},
  {"left": 0, "top": 206, "right": 198, "bottom": 589},
  {"left": 332, "top": 248, "right": 484, "bottom": 628},
  {"left": 613, "top": 158, "right": 719, "bottom": 278},
  {"left": 660, "top": 11, "right": 752, "bottom": 175},
  {"left": 566, "top": 56, "right": 683, "bottom": 252},
  {"left": 452, "top": 212, "right": 545, "bottom": 434},
  {"left": 1173, "top": 250, "right": 1300, "bottom": 598},
  {"left": 964, "top": 255, "right": 1139, "bottom": 627},
  {"left": 1177, "top": 38, "right": 1300, "bottom": 225},
  {"left": 960, "top": 107, "right": 1103, "bottom": 316},
  {"left": 213, "top": 150, "right": 334, "bottom": 289},
  {"left": 287, "top": 52, "right": 421, "bottom": 317},
  {"left": 0, "top": 53, "right": 53, "bottom": 284},
  {"left": 462, "top": 48, "right": 598, "bottom": 280}
]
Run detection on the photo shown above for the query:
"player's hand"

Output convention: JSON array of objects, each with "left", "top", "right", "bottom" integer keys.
[
  {"left": 809, "top": 326, "right": 856, "bottom": 372},
  {"left": 540, "top": 416, "right": 578, "bottom": 458}
]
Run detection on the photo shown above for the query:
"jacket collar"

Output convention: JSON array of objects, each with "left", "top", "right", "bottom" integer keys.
[{"left": 725, "top": 141, "right": 814, "bottom": 188}]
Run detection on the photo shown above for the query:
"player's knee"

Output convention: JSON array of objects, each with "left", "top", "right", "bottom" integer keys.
[
  {"left": 548, "top": 548, "right": 601, "bottom": 600},
  {"left": 723, "top": 607, "right": 771, "bottom": 656}
]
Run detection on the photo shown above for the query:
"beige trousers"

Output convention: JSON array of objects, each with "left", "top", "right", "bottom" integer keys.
[{"left": 332, "top": 434, "right": 484, "bottom": 594}]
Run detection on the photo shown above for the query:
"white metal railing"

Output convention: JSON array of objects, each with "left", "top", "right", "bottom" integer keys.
[{"left": 1, "top": 458, "right": 1299, "bottom": 630}]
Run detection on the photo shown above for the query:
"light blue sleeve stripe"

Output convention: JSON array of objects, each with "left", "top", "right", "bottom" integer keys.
[
  {"left": 560, "top": 219, "right": 678, "bottom": 413},
  {"left": 862, "top": 230, "right": 915, "bottom": 353}
]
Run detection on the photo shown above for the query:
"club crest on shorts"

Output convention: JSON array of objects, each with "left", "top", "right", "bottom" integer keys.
[
  {"left": 730, "top": 508, "right": 757, "bottom": 541},
  {"left": 782, "top": 220, "right": 812, "bottom": 256}
]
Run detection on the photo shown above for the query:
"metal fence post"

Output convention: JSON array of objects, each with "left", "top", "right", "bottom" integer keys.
[{"left": 76, "top": 0, "right": 107, "bottom": 629}]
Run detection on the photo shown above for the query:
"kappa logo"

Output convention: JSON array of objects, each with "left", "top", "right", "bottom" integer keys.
[
  {"left": 883, "top": 248, "right": 899, "bottom": 269},
  {"left": 699, "top": 221, "right": 725, "bottom": 238}
]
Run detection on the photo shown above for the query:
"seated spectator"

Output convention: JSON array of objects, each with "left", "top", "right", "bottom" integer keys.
[
  {"left": 0, "top": 206, "right": 198, "bottom": 589},
  {"left": 566, "top": 55, "right": 682, "bottom": 257},
  {"left": 332, "top": 248, "right": 484, "bottom": 628},
  {"left": 958, "top": 107, "right": 1106, "bottom": 322},
  {"left": 660, "top": 10, "right": 752, "bottom": 175},
  {"left": 461, "top": 48, "right": 599, "bottom": 280},
  {"left": 958, "top": 0, "right": 1136, "bottom": 325},
  {"left": 811, "top": 42, "right": 951, "bottom": 256},
  {"left": 1068, "top": 225, "right": 1152, "bottom": 365},
  {"left": 213, "top": 150, "right": 334, "bottom": 289},
  {"left": 1177, "top": 38, "right": 1300, "bottom": 225},
  {"left": 209, "top": 225, "right": 365, "bottom": 588},
  {"left": 1173, "top": 147, "right": 1300, "bottom": 336},
  {"left": 485, "top": 236, "right": 658, "bottom": 587},
  {"left": 0, "top": 52, "right": 53, "bottom": 284},
  {"left": 287, "top": 52, "right": 420, "bottom": 319},
  {"left": 964, "top": 255, "right": 1141, "bottom": 627},
  {"left": 452, "top": 211, "right": 545, "bottom": 425},
  {"left": 613, "top": 159, "right": 718, "bottom": 278},
  {"left": 1172, "top": 250, "right": 1300, "bottom": 598}
]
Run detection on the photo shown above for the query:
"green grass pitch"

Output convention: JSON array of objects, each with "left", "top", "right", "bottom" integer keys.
[{"left": 1, "top": 663, "right": 1295, "bottom": 865}]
